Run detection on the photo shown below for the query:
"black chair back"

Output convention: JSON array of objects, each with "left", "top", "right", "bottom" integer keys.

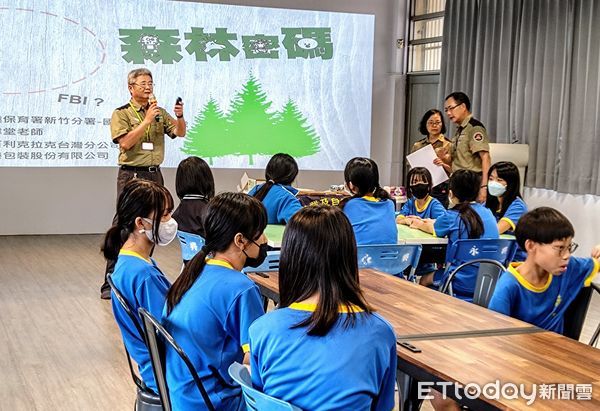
[
  {"left": 440, "top": 259, "right": 506, "bottom": 307},
  {"left": 138, "top": 308, "right": 216, "bottom": 411}
]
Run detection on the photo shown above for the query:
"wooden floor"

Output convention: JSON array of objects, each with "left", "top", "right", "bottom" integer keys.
[{"left": 0, "top": 234, "right": 598, "bottom": 410}]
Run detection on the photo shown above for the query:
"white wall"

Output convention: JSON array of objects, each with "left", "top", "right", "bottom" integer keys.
[{"left": 0, "top": 0, "right": 406, "bottom": 235}]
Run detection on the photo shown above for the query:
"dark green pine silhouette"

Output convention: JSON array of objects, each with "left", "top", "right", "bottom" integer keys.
[
  {"left": 274, "top": 99, "right": 320, "bottom": 157},
  {"left": 226, "top": 73, "right": 278, "bottom": 165},
  {"left": 181, "top": 98, "right": 228, "bottom": 165}
]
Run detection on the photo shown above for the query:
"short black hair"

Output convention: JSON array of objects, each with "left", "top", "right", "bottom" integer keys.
[
  {"left": 406, "top": 167, "right": 433, "bottom": 198},
  {"left": 418, "top": 109, "right": 447, "bottom": 136},
  {"left": 175, "top": 156, "right": 215, "bottom": 200},
  {"left": 515, "top": 207, "right": 575, "bottom": 250},
  {"left": 445, "top": 91, "right": 471, "bottom": 112}
]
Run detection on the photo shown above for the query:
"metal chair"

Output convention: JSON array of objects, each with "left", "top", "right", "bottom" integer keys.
[
  {"left": 228, "top": 362, "right": 301, "bottom": 411},
  {"left": 107, "top": 275, "right": 163, "bottom": 411},
  {"left": 589, "top": 283, "right": 600, "bottom": 347},
  {"left": 439, "top": 238, "right": 516, "bottom": 300},
  {"left": 563, "top": 282, "right": 600, "bottom": 346},
  {"left": 138, "top": 308, "right": 216, "bottom": 411},
  {"left": 440, "top": 259, "right": 507, "bottom": 307},
  {"left": 357, "top": 244, "right": 422, "bottom": 280},
  {"left": 176, "top": 230, "right": 205, "bottom": 262}
]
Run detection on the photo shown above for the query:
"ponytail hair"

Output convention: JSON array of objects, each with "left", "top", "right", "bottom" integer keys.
[
  {"left": 253, "top": 153, "right": 299, "bottom": 201},
  {"left": 166, "top": 192, "right": 267, "bottom": 314},
  {"left": 102, "top": 180, "right": 174, "bottom": 260},
  {"left": 449, "top": 170, "right": 484, "bottom": 238},
  {"left": 341, "top": 157, "right": 391, "bottom": 208}
]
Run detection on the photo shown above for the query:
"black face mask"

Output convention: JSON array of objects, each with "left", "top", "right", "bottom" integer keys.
[
  {"left": 410, "top": 184, "right": 430, "bottom": 200},
  {"left": 243, "top": 240, "right": 269, "bottom": 268}
]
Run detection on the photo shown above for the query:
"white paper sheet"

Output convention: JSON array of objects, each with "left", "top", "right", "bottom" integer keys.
[{"left": 406, "top": 144, "right": 449, "bottom": 187}]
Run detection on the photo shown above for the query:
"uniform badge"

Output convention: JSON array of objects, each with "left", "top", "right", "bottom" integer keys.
[{"left": 473, "top": 132, "right": 484, "bottom": 142}]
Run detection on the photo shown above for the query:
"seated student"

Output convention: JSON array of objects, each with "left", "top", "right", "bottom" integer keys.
[
  {"left": 485, "top": 161, "right": 528, "bottom": 261},
  {"left": 249, "top": 153, "right": 302, "bottom": 224},
  {"left": 342, "top": 157, "right": 398, "bottom": 245},
  {"left": 172, "top": 156, "right": 215, "bottom": 238},
  {"left": 163, "top": 192, "right": 267, "bottom": 410},
  {"left": 102, "top": 179, "right": 176, "bottom": 394},
  {"left": 397, "top": 166, "right": 446, "bottom": 225},
  {"left": 249, "top": 205, "right": 397, "bottom": 411},
  {"left": 489, "top": 207, "right": 599, "bottom": 333},
  {"left": 411, "top": 170, "right": 499, "bottom": 299}
]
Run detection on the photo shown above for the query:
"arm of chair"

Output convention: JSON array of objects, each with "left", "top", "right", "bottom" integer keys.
[
  {"left": 589, "top": 283, "right": 600, "bottom": 347},
  {"left": 439, "top": 259, "right": 506, "bottom": 295}
]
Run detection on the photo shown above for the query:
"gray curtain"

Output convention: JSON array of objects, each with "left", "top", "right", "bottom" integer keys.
[{"left": 439, "top": 0, "right": 600, "bottom": 195}]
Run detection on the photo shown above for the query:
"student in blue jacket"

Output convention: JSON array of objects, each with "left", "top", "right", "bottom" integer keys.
[
  {"left": 485, "top": 161, "right": 528, "bottom": 261},
  {"left": 249, "top": 205, "right": 397, "bottom": 411},
  {"left": 249, "top": 153, "right": 302, "bottom": 224},
  {"left": 342, "top": 157, "right": 398, "bottom": 245},
  {"left": 102, "top": 179, "right": 177, "bottom": 394},
  {"left": 411, "top": 170, "right": 499, "bottom": 299},
  {"left": 163, "top": 192, "right": 267, "bottom": 411}
]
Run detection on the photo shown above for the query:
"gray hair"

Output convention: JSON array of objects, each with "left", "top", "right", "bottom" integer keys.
[{"left": 127, "top": 68, "right": 153, "bottom": 85}]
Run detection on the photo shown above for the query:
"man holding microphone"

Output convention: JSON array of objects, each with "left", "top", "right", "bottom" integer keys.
[{"left": 100, "top": 67, "right": 185, "bottom": 299}]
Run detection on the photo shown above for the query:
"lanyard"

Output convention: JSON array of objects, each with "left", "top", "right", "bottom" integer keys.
[{"left": 129, "top": 102, "right": 151, "bottom": 141}]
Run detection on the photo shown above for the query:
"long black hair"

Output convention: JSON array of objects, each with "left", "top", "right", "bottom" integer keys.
[
  {"left": 449, "top": 170, "right": 484, "bottom": 239},
  {"left": 485, "top": 161, "right": 522, "bottom": 217},
  {"left": 175, "top": 156, "right": 215, "bottom": 200},
  {"left": 102, "top": 179, "right": 174, "bottom": 260},
  {"left": 252, "top": 153, "right": 298, "bottom": 201},
  {"left": 406, "top": 167, "right": 433, "bottom": 199},
  {"left": 341, "top": 157, "right": 391, "bottom": 207},
  {"left": 165, "top": 192, "right": 267, "bottom": 314},
  {"left": 279, "top": 205, "right": 373, "bottom": 336}
]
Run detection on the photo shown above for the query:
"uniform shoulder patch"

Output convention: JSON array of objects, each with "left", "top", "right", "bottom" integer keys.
[
  {"left": 115, "top": 103, "right": 130, "bottom": 111},
  {"left": 473, "top": 132, "right": 484, "bottom": 142}
]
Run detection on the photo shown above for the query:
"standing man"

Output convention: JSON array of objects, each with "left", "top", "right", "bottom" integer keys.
[
  {"left": 100, "top": 68, "right": 186, "bottom": 299},
  {"left": 443, "top": 91, "right": 491, "bottom": 202}
]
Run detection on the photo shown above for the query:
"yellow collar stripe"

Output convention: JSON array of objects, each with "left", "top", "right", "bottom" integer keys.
[
  {"left": 584, "top": 258, "right": 600, "bottom": 287},
  {"left": 507, "top": 262, "right": 553, "bottom": 292},
  {"left": 288, "top": 302, "right": 365, "bottom": 313},
  {"left": 119, "top": 249, "right": 151, "bottom": 263},
  {"left": 206, "top": 259, "right": 234, "bottom": 270},
  {"left": 415, "top": 196, "right": 433, "bottom": 213},
  {"left": 362, "top": 195, "right": 379, "bottom": 202}
]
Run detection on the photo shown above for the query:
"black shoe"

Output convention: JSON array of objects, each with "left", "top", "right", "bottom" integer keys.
[{"left": 100, "top": 282, "right": 111, "bottom": 300}]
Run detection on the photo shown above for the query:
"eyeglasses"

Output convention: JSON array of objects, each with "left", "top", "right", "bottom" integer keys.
[
  {"left": 444, "top": 103, "right": 461, "bottom": 113},
  {"left": 551, "top": 242, "right": 578, "bottom": 256},
  {"left": 427, "top": 121, "right": 442, "bottom": 126},
  {"left": 132, "top": 82, "right": 154, "bottom": 88}
]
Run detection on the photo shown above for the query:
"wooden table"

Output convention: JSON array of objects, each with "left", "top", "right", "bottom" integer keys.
[
  {"left": 246, "top": 269, "right": 600, "bottom": 410},
  {"left": 398, "top": 332, "right": 600, "bottom": 410}
]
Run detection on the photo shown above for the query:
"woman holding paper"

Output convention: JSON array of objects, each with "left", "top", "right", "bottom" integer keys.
[{"left": 411, "top": 109, "right": 451, "bottom": 207}]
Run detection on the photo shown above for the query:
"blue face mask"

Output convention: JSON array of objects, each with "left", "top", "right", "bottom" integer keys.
[{"left": 488, "top": 180, "right": 507, "bottom": 197}]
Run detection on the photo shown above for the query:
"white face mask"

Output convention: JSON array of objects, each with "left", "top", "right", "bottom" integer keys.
[
  {"left": 488, "top": 180, "right": 507, "bottom": 197},
  {"left": 143, "top": 217, "right": 178, "bottom": 246}
]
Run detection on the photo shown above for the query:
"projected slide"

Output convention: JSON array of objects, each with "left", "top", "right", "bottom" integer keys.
[{"left": 0, "top": 0, "right": 374, "bottom": 169}]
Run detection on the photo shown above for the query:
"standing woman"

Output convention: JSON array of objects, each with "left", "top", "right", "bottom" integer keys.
[
  {"left": 249, "top": 206, "right": 397, "bottom": 410},
  {"left": 102, "top": 179, "right": 177, "bottom": 394},
  {"left": 163, "top": 192, "right": 267, "bottom": 410},
  {"left": 172, "top": 156, "right": 215, "bottom": 238},
  {"left": 249, "top": 153, "right": 302, "bottom": 224},
  {"left": 412, "top": 109, "right": 452, "bottom": 207},
  {"left": 485, "top": 161, "right": 528, "bottom": 261}
]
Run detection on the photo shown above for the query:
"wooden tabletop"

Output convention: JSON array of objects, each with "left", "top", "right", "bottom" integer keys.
[
  {"left": 247, "top": 269, "right": 537, "bottom": 340},
  {"left": 397, "top": 331, "right": 600, "bottom": 410}
]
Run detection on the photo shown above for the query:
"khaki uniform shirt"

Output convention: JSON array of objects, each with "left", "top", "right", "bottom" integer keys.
[
  {"left": 411, "top": 135, "right": 452, "bottom": 158},
  {"left": 450, "top": 114, "right": 489, "bottom": 172},
  {"left": 111, "top": 99, "right": 177, "bottom": 166}
]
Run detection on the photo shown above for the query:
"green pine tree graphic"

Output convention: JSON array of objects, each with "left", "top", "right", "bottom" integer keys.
[
  {"left": 181, "top": 98, "right": 228, "bottom": 165},
  {"left": 181, "top": 74, "right": 321, "bottom": 165}
]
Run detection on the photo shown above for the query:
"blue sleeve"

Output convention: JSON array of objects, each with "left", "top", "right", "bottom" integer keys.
[
  {"left": 400, "top": 199, "right": 413, "bottom": 216},
  {"left": 373, "top": 335, "right": 398, "bottom": 411},
  {"left": 248, "top": 185, "right": 258, "bottom": 196},
  {"left": 429, "top": 199, "right": 447, "bottom": 219},
  {"left": 248, "top": 323, "right": 264, "bottom": 390},
  {"left": 226, "top": 285, "right": 265, "bottom": 353},
  {"left": 566, "top": 256, "right": 599, "bottom": 288},
  {"left": 277, "top": 193, "right": 302, "bottom": 223},
  {"left": 488, "top": 273, "right": 515, "bottom": 316},
  {"left": 433, "top": 211, "right": 455, "bottom": 237},
  {"left": 136, "top": 270, "right": 170, "bottom": 320},
  {"left": 501, "top": 199, "right": 528, "bottom": 230}
]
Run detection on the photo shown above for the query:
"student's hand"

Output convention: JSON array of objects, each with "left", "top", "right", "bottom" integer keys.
[
  {"left": 409, "top": 219, "right": 424, "bottom": 230},
  {"left": 591, "top": 244, "right": 600, "bottom": 259},
  {"left": 396, "top": 216, "right": 409, "bottom": 225}
]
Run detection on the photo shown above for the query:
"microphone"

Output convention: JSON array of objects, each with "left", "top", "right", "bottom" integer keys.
[{"left": 148, "top": 93, "right": 161, "bottom": 123}]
